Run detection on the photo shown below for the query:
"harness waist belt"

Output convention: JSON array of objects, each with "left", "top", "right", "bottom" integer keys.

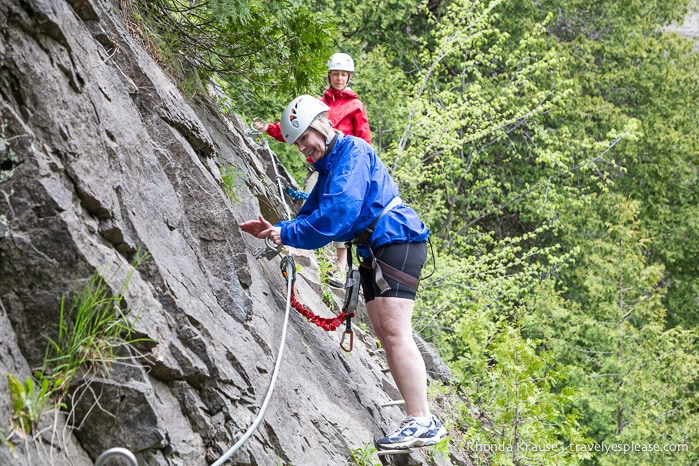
[{"left": 352, "top": 197, "right": 403, "bottom": 245}]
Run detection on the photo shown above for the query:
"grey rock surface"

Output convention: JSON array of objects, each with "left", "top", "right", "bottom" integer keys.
[{"left": 0, "top": 0, "right": 459, "bottom": 465}]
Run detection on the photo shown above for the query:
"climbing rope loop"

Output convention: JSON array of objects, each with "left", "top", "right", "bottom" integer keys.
[{"left": 210, "top": 255, "right": 296, "bottom": 465}]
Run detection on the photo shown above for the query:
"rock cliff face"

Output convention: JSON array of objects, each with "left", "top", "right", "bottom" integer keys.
[{"left": 0, "top": 1, "right": 457, "bottom": 465}]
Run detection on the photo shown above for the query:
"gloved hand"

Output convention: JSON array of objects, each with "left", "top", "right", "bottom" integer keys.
[{"left": 252, "top": 117, "right": 269, "bottom": 132}]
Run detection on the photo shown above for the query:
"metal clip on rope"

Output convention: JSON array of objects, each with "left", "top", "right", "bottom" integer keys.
[
  {"left": 95, "top": 447, "right": 137, "bottom": 466},
  {"left": 245, "top": 128, "right": 262, "bottom": 140},
  {"left": 280, "top": 255, "right": 296, "bottom": 285},
  {"left": 253, "top": 237, "right": 282, "bottom": 261}
]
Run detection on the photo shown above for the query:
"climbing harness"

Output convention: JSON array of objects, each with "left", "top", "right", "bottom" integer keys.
[
  {"left": 351, "top": 197, "right": 416, "bottom": 294},
  {"left": 95, "top": 447, "right": 137, "bottom": 466}
]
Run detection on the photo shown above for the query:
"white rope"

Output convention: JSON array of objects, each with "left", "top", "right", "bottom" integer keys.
[
  {"left": 210, "top": 257, "right": 294, "bottom": 466},
  {"left": 262, "top": 139, "right": 292, "bottom": 220}
]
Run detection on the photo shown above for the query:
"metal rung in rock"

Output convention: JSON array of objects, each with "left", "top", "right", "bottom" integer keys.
[
  {"left": 376, "top": 448, "right": 414, "bottom": 455},
  {"left": 380, "top": 399, "right": 405, "bottom": 407}
]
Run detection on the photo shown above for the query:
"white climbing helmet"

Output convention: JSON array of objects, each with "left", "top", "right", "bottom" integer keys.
[
  {"left": 280, "top": 95, "right": 331, "bottom": 145},
  {"left": 327, "top": 52, "right": 355, "bottom": 73}
]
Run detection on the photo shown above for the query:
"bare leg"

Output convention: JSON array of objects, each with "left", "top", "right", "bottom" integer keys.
[
  {"left": 367, "top": 297, "right": 429, "bottom": 417},
  {"left": 335, "top": 246, "right": 347, "bottom": 271}
]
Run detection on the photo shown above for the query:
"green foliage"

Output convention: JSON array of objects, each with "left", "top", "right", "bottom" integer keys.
[
  {"left": 0, "top": 427, "right": 12, "bottom": 451},
  {"left": 544, "top": 194, "right": 699, "bottom": 465},
  {"left": 529, "top": 1, "right": 699, "bottom": 325},
  {"left": 584, "top": 34, "right": 699, "bottom": 327},
  {"left": 220, "top": 163, "right": 245, "bottom": 202},
  {"left": 41, "top": 252, "right": 150, "bottom": 392},
  {"left": 316, "top": 247, "right": 338, "bottom": 308},
  {"left": 394, "top": 2, "right": 699, "bottom": 462},
  {"left": 130, "top": 0, "right": 335, "bottom": 102},
  {"left": 349, "top": 46, "right": 411, "bottom": 153},
  {"left": 349, "top": 443, "right": 381, "bottom": 466},
  {"left": 312, "top": 0, "right": 432, "bottom": 63},
  {"left": 542, "top": 0, "right": 695, "bottom": 41},
  {"left": 6, "top": 373, "right": 53, "bottom": 435},
  {"left": 425, "top": 436, "right": 450, "bottom": 461},
  {"left": 5, "top": 255, "right": 149, "bottom": 437},
  {"left": 383, "top": 0, "right": 578, "bottom": 256},
  {"left": 416, "top": 239, "right": 586, "bottom": 465}
]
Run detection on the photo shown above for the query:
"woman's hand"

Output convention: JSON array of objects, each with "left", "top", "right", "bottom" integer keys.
[
  {"left": 252, "top": 118, "right": 269, "bottom": 132},
  {"left": 239, "top": 215, "right": 282, "bottom": 245}
]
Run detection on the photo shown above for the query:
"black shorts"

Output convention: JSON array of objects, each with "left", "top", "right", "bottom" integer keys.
[{"left": 358, "top": 242, "right": 427, "bottom": 302}]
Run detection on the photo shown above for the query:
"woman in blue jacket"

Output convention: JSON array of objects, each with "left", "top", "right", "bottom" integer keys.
[{"left": 239, "top": 95, "right": 447, "bottom": 450}]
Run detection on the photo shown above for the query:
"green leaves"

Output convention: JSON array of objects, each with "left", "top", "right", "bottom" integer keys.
[
  {"left": 131, "top": 0, "right": 335, "bottom": 99},
  {"left": 6, "top": 373, "right": 53, "bottom": 435},
  {"left": 42, "top": 253, "right": 150, "bottom": 392},
  {"left": 377, "top": 1, "right": 699, "bottom": 463}
]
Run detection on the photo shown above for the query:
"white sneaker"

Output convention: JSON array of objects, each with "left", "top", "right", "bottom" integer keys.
[{"left": 376, "top": 415, "right": 447, "bottom": 450}]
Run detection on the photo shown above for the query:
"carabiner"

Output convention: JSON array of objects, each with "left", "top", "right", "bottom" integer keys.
[
  {"left": 254, "top": 237, "right": 282, "bottom": 261},
  {"left": 340, "top": 329, "right": 354, "bottom": 352}
]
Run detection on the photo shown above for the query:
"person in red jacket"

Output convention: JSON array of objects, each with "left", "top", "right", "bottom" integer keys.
[
  {"left": 253, "top": 52, "right": 371, "bottom": 144},
  {"left": 253, "top": 53, "right": 371, "bottom": 282}
]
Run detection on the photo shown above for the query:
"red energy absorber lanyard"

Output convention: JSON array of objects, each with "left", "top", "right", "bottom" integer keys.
[
  {"left": 281, "top": 257, "right": 359, "bottom": 352},
  {"left": 289, "top": 289, "right": 354, "bottom": 333}
]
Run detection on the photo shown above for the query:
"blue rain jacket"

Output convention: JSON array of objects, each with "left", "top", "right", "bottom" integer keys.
[{"left": 276, "top": 135, "right": 429, "bottom": 257}]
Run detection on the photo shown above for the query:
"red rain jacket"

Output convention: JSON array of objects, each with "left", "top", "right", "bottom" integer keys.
[{"left": 267, "top": 87, "right": 371, "bottom": 144}]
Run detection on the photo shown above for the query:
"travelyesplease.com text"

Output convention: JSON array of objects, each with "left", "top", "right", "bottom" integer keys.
[{"left": 467, "top": 442, "right": 689, "bottom": 454}]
